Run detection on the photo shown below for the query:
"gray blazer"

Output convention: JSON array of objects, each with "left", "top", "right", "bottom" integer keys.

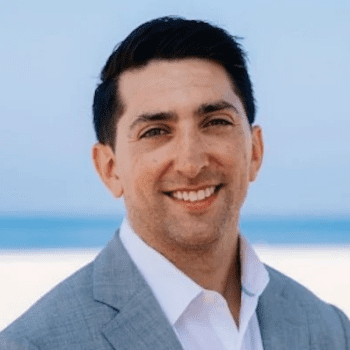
[{"left": 1, "top": 230, "right": 350, "bottom": 349}]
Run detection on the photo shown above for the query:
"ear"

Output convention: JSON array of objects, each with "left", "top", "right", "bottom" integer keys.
[
  {"left": 249, "top": 125, "right": 264, "bottom": 182},
  {"left": 92, "top": 143, "right": 123, "bottom": 198}
]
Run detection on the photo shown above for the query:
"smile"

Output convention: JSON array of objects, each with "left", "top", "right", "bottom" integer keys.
[{"left": 165, "top": 185, "right": 222, "bottom": 203}]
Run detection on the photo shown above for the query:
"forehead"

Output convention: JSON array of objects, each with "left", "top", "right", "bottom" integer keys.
[
  {"left": 118, "top": 58, "right": 243, "bottom": 117},
  {"left": 120, "top": 58, "right": 231, "bottom": 86}
]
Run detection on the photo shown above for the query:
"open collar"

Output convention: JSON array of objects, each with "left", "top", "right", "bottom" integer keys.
[
  {"left": 119, "top": 218, "right": 203, "bottom": 325},
  {"left": 92, "top": 228, "right": 309, "bottom": 350},
  {"left": 92, "top": 230, "right": 183, "bottom": 350}
]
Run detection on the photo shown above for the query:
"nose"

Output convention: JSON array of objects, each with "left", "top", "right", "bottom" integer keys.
[{"left": 173, "top": 127, "right": 210, "bottom": 179}]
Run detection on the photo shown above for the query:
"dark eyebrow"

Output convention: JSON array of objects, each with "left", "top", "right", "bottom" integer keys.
[
  {"left": 195, "top": 100, "right": 239, "bottom": 116},
  {"left": 129, "top": 112, "right": 177, "bottom": 131},
  {"left": 129, "top": 100, "right": 239, "bottom": 131}
]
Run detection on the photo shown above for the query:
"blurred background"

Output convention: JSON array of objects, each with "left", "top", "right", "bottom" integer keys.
[{"left": 0, "top": 0, "right": 349, "bottom": 330}]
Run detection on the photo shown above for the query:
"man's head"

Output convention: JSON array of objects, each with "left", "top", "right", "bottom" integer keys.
[
  {"left": 93, "top": 16, "right": 256, "bottom": 151},
  {"left": 92, "top": 17, "right": 263, "bottom": 256}
]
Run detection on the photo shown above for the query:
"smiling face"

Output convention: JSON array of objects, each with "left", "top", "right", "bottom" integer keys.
[{"left": 93, "top": 58, "right": 263, "bottom": 256}]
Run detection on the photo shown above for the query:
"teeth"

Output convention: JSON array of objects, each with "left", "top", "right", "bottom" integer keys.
[
  {"left": 172, "top": 192, "right": 179, "bottom": 199},
  {"left": 197, "top": 190, "right": 205, "bottom": 200},
  {"left": 176, "top": 192, "right": 183, "bottom": 200},
  {"left": 171, "top": 186, "right": 217, "bottom": 202},
  {"left": 189, "top": 191, "right": 197, "bottom": 202}
]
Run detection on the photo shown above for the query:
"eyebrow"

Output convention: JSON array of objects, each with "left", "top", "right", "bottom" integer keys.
[
  {"left": 195, "top": 100, "right": 239, "bottom": 116},
  {"left": 129, "top": 112, "right": 177, "bottom": 131},
  {"left": 129, "top": 99, "right": 239, "bottom": 131}
]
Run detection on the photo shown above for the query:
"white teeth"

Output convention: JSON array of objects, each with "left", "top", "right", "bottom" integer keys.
[
  {"left": 171, "top": 186, "right": 217, "bottom": 202},
  {"left": 189, "top": 191, "right": 197, "bottom": 202},
  {"left": 182, "top": 191, "right": 189, "bottom": 201},
  {"left": 173, "top": 191, "right": 183, "bottom": 200},
  {"left": 205, "top": 188, "right": 211, "bottom": 197},
  {"left": 197, "top": 190, "right": 205, "bottom": 200}
]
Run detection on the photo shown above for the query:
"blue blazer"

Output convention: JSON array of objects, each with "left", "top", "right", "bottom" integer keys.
[{"left": 1, "top": 230, "right": 350, "bottom": 349}]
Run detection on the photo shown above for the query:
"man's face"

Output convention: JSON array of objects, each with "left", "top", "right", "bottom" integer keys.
[{"left": 97, "top": 58, "right": 263, "bottom": 253}]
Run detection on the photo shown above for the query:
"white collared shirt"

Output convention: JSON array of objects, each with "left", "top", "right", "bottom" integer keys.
[{"left": 120, "top": 218, "right": 269, "bottom": 350}]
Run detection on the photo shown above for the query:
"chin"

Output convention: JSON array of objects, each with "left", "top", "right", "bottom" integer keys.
[{"left": 165, "top": 223, "right": 222, "bottom": 251}]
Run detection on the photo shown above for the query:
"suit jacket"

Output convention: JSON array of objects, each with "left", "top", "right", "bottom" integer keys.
[{"left": 1, "top": 230, "right": 350, "bottom": 350}]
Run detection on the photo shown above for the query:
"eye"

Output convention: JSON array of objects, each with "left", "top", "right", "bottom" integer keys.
[
  {"left": 140, "top": 128, "right": 169, "bottom": 139},
  {"left": 206, "top": 118, "right": 233, "bottom": 127}
]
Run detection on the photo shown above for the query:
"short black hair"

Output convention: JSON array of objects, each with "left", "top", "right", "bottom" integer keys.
[{"left": 93, "top": 16, "right": 256, "bottom": 150}]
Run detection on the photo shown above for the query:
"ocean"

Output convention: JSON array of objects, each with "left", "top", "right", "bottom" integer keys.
[{"left": 0, "top": 215, "right": 349, "bottom": 249}]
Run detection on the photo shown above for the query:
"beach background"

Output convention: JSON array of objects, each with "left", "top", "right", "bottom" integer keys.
[
  {"left": 1, "top": 216, "right": 349, "bottom": 331},
  {"left": 1, "top": 0, "right": 349, "bottom": 332}
]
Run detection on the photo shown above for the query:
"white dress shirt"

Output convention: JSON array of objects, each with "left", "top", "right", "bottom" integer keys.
[{"left": 120, "top": 218, "right": 269, "bottom": 350}]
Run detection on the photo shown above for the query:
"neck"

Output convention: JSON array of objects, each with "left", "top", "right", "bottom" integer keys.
[
  {"left": 129, "top": 215, "right": 242, "bottom": 324},
  {"left": 161, "top": 229, "right": 242, "bottom": 326},
  {"left": 168, "top": 233, "right": 240, "bottom": 293}
]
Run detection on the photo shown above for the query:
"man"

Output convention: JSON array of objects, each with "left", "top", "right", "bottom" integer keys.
[{"left": 1, "top": 16, "right": 349, "bottom": 350}]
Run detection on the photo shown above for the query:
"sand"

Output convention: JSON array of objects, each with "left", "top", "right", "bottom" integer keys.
[{"left": 1, "top": 245, "right": 350, "bottom": 331}]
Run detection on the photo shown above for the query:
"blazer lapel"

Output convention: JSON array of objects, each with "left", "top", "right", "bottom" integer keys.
[
  {"left": 257, "top": 266, "right": 309, "bottom": 350},
  {"left": 102, "top": 285, "right": 183, "bottom": 350},
  {"left": 93, "top": 230, "right": 183, "bottom": 350}
]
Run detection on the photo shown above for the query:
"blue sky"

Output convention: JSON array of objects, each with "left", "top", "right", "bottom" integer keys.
[{"left": 1, "top": 0, "right": 349, "bottom": 217}]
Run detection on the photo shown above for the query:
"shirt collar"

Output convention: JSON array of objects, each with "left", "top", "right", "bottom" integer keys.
[
  {"left": 240, "top": 234, "right": 270, "bottom": 298},
  {"left": 119, "top": 218, "right": 202, "bottom": 325},
  {"left": 119, "top": 218, "right": 269, "bottom": 325}
]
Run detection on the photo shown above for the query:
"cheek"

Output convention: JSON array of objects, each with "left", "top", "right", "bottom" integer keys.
[
  {"left": 121, "top": 140, "right": 170, "bottom": 193},
  {"left": 137, "top": 169, "right": 152, "bottom": 190},
  {"left": 221, "top": 138, "right": 246, "bottom": 164},
  {"left": 131, "top": 157, "right": 162, "bottom": 194},
  {"left": 220, "top": 140, "right": 251, "bottom": 182}
]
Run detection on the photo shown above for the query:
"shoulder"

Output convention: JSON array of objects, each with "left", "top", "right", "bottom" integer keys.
[
  {"left": 0, "top": 259, "right": 116, "bottom": 349},
  {"left": 262, "top": 265, "right": 350, "bottom": 346},
  {"left": 264, "top": 264, "right": 344, "bottom": 313}
]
